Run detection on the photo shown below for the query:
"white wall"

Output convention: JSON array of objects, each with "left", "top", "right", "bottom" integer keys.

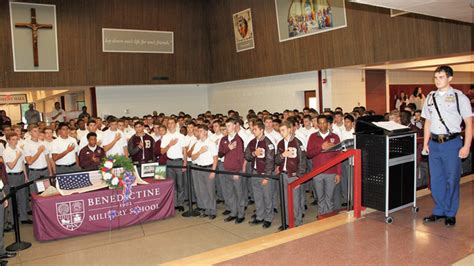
[
  {"left": 96, "top": 84, "right": 209, "bottom": 117},
  {"left": 388, "top": 70, "right": 474, "bottom": 84},
  {"left": 208, "top": 71, "right": 318, "bottom": 114},
  {"left": 325, "top": 69, "right": 366, "bottom": 112}
]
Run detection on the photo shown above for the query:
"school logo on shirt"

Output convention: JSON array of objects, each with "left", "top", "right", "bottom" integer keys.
[
  {"left": 145, "top": 140, "right": 151, "bottom": 149},
  {"left": 330, "top": 138, "right": 335, "bottom": 143},
  {"left": 56, "top": 200, "right": 85, "bottom": 231}
]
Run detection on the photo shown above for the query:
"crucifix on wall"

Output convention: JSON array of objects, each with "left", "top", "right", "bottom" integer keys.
[{"left": 15, "top": 8, "right": 53, "bottom": 67}]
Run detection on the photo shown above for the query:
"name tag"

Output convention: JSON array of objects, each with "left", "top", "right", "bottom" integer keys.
[{"left": 445, "top": 95, "right": 455, "bottom": 103}]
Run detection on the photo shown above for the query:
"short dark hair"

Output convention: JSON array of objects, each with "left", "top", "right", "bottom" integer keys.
[
  {"left": 317, "top": 115, "right": 328, "bottom": 123},
  {"left": 254, "top": 120, "right": 265, "bottom": 130},
  {"left": 434, "top": 65, "right": 454, "bottom": 77},
  {"left": 343, "top": 115, "right": 355, "bottom": 122},
  {"left": 134, "top": 121, "right": 144, "bottom": 127},
  {"left": 58, "top": 122, "right": 69, "bottom": 130},
  {"left": 87, "top": 119, "right": 96, "bottom": 126},
  {"left": 197, "top": 124, "right": 208, "bottom": 131},
  {"left": 87, "top": 132, "right": 97, "bottom": 139},
  {"left": 225, "top": 117, "right": 236, "bottom": 124}
]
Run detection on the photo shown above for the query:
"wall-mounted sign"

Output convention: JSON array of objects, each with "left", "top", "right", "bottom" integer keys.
[
  {"left": 102, "top": 28, "right": 174, "bottom": 54},
  {"left": 0, "top": 94, "right": 28, "bottom": 104}
]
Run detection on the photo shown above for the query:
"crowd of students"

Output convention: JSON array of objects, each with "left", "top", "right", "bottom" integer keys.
[{"left": 0, "top": 103, "right": 433, "bottom": 234}]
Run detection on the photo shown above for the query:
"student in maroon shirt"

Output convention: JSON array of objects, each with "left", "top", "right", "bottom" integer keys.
[
  {"left": 154, "top": 125, "right": 168, "bottom": 165},
  {"left": 218, "top": 117, "right": 246, "bottom": 224},
  {"left": 78, "top": 132, "right": 105, "bottom": 170},
  {"left": 128, "top": 121, "right": 155, "bottom": 164},
  {"left": 306, "top": 115, "right": 341, "bottom": 215},
  {"left": 245, "top": 120, "right": 275, "bottom": 229},
  {"left": 275, "top": 121, "right": 306, "bottom": 229}
]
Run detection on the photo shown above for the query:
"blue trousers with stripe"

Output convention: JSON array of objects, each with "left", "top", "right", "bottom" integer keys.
[{"left": 428, "top": 136, "right": 462, "bottom": 217}]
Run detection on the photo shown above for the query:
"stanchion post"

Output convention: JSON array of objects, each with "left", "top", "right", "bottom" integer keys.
[
  {"left": 353, "top": 149, "right": 362, "bottom": 219},
  {"left": 6, "top": 186, "right": 32, "bottom": 251},
  {"left": 182, "top": 164, "right": 200, "bottom": 217},
  {"left": 278, "top": 174, "right": 287, "bottom": 230}
]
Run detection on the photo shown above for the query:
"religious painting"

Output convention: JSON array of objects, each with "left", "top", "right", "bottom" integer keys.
[
  {"left": 275, "top": 0, "right": 347, "bottom": 42},
  {"left": 9, "top": 2, "right": 59, "bottom": 72},
  {"left": 233, "top": 9, "right": 255, "bottom": 52}
]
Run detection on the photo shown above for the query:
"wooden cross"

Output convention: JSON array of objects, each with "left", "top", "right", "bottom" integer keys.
[{"left": 15, "top": 8, "right": 53, "bottom": 67}]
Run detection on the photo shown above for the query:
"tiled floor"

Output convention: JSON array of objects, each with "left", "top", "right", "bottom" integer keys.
[
  {"left": 4, "top": 192, "right": 320, "bottom": 265},
  {"left": 218, "top": 180, "right": 473, "bottom": 265}
]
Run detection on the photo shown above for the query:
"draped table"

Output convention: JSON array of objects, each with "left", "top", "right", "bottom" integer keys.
[{"left": 32, "top": 179, "right": 175, "bottom": 241}]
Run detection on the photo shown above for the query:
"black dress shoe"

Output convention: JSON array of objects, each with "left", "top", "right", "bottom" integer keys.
[
  {"left": 235, "top": 217, "right": 245, "bottom": 224},
  {"left": 224, "top": 216, "right": 236, "bottom": 222},
  {"left": 27, "top": 210, "right": 33, "bottom": 215},
  {"left": 216, "top": 199, "right": 224, "bottom": 204},
  {"left": 0, "top": 252, "right": 16, "bottom": 259},
  {"left": 200, "top": 213, "right": 208, "bottom": 218},
  {"left": 208, "top": 215, "right": 216, "bottom": 220},
  {"left": 21, "top": 220, "right": 33, "bottom": 225},
  {"left": 262, "top": 221, "right": 272, "bottom": 228},
  {"left": 248, "top": 200, "right": 255, "bottom": 205},
  {"left": 222, "top": 210, "right": 231, "bottom": 215},
  {"left": 175, "top": 206, "right": 185, "bottom": 212},
  {"left": 311, "top": 200, "right": 318, "bottom": 206},
  {"left": 274, "top": 208, "right": 278, "bottom": 214},
  {"left": 445, "top": 216, "right": 456, "bottom": 226},
  {"left": 304, "top": 204, "right": 308, "bottom": 210},
  {"left": 341, "top": 202, "right": 348, "bottom": 207},
  {"left": 0, "top": 260, "right": 7, "bottom": 266},
  {"left": 251, "top": 214, "right": 256, "bottom": 219},
  {"left": 423, "top": 214, "right": 446, "bottom": 223},
  {"left": 3, "top": 226, "right": 13, "bottom": 233},
  {"left": 249, "top": 218, "right": 263, "bottom": 225}
]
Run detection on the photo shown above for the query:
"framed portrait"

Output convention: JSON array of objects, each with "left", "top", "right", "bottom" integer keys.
[
  {"left": 154, "top": 165, "right": 167, "bottom": 180},
  {"left": 275, "top": 0, "right": 347, "bottom": 42},
  {"left": 233, "top": 8, "right": 255, "bottom": 52},
  {"left": 141, "top": 162, "right": 158, "bottom": 178}
]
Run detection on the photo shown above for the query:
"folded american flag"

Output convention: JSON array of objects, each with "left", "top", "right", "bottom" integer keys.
[{"left": 56, "top": 170, "right": 106, "bottom": 195}]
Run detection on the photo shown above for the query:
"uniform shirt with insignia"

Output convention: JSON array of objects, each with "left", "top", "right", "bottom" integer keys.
[{"left": 421, "top": 87, "right": 473, "bottom": 135}]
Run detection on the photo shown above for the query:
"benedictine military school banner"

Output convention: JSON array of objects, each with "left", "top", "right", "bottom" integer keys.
[
  {"left": 275, "top": 0, "right": 347, "bottom": 42},
  {"left": 32, "top": 179, "right": 175, "bottom": 241},
  {"left": 9, "top": 2, "right": 59, "bottom": 72},
  {"left": 233, "top": 9, "right": 255, "bottom": 52},
  {"left": 102, "top": 28, "right": 174, "bottom": 54}
]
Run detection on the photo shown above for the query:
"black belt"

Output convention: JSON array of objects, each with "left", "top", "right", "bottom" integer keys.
[
  {"left": 431, "top": 133, "right": 460, "bottom": 143},
  {"left": 281, "top": 171, "right": 288, "bottom": 174},
  {"left": 57, "top": 163, "right": 76, "bottom": 167},
  {"left": 167, "top": 158, "right": 182, "bottom": 161},
  {"left": 8, "top": 172, "right": 23, "bottom": 175},
  {"left": 198, "top": 165, "right": 212, "bottom": 168},
  {"left": 30, "top": 167, "right": 47, "bottom": 171}
]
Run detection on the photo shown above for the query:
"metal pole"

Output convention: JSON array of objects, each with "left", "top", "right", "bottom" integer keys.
[
  {"left": 278, "top": 174, "right": 287, "bottom": 230},
  {"left": 182, "top": 164, "right": 200, "bottom": 217},
  {"left": 6, "top": 186, "right": 32, "bottom": 251}
]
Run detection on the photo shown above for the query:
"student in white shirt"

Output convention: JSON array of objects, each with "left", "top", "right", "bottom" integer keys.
[
  {"left": 235, "top": 118, "right": 252, "bottom": 204},
  {"left": 24, "top": 124, "right": 52, "bottom": 194},
  {"left": 150, "top": 123, "right": 161, "bottom": 142},
  {"left": 209, "top": 120, "right": 225, "bottom": 203},
  {"left": 3, "top": 132, "right": 31, "bottom": 224},
  {"left": 184, "top": 122, "right": 198, "bottom": 205},
  {"left": 263, "top": 116, "right": 282, "bottom": 149},
  {"left": 78, "top": 120, "right": 103, "bottom": 152},
  {"left": 102, "top": 118, "right": 128, "bottom": 157},
  {"left": 332, "top": 111, "right": 345, "bottom": 139},
  {"left": 52, "top": 123, "right": 80, "bottom": 174},
  {"left": 161, "top": 117, "right": 187, "bottom": 211},
  {"left": 298, "top": 115, "right": 317, "bottom": 146},
  {"left": 340, "top": 115, "right": 355, "bottom": 141},
  {"left": 191, "top": 124, "right": 218, "bottom": 219},
  {"left": 335, "top": 114, "right": 356, "bottom": 209},
  {"left": 42, "top": 127, "right": 56, "bottom": 174},
  {"left": 76, "top": 119, "right": 88, "bottom": 141}
]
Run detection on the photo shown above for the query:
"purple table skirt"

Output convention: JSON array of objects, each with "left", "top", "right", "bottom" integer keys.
[{"left": 32, "top": 179, "right": 175, "bottom": 241}]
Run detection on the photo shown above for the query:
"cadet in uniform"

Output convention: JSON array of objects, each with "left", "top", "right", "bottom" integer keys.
[
  {"left": 191, "top": 124, "right": 218, "bottom": 219},
  {"left": 245, "top": 120, "right": 275, "bottom": 228},
  {"left": 78, "top": 132, "right": 106, "bottom": 170},
  {"left": 219, "top": 118, "right": 246, "bottom": 223},
  {"left": 23, "top": 124, "right": 52, "bottom": 194},
  {"left": 102, "top": 118, "right": 128, "bottom": 157},
  {"left": 128, "top": 121, "right": 155, "bottom": 164},
  {"left": 421, "top": 65, "right": 472, "bottom": 227},
  {"left": 276, "top": 121, "right": 306, "bottom": 229},
  {"left": 161, "top": 118, "right": 187, "bottom": 212}
]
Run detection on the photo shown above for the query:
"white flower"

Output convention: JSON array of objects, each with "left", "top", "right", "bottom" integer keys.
[
  {"left": 104, "top": 161, "right": 113, "bottom": 169},
  {"left": 103, "top": 172, "right": 112, "bottom": 180},
  {"left": 111, "top": 177, "right": 119, "bottom": 186}
]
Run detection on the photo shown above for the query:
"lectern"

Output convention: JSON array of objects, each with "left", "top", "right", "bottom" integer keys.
[{"left": 354, "top": 117, "right": 419, "bottom": 224}]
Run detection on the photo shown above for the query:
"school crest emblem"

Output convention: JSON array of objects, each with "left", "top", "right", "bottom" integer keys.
[{"left": 56, "top": 200, "right": 85, "bottom": 231}]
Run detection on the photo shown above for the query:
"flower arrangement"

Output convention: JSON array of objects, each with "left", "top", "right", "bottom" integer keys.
[{"left": 99, "top": 155, "right": 135, "bottom": 190}]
